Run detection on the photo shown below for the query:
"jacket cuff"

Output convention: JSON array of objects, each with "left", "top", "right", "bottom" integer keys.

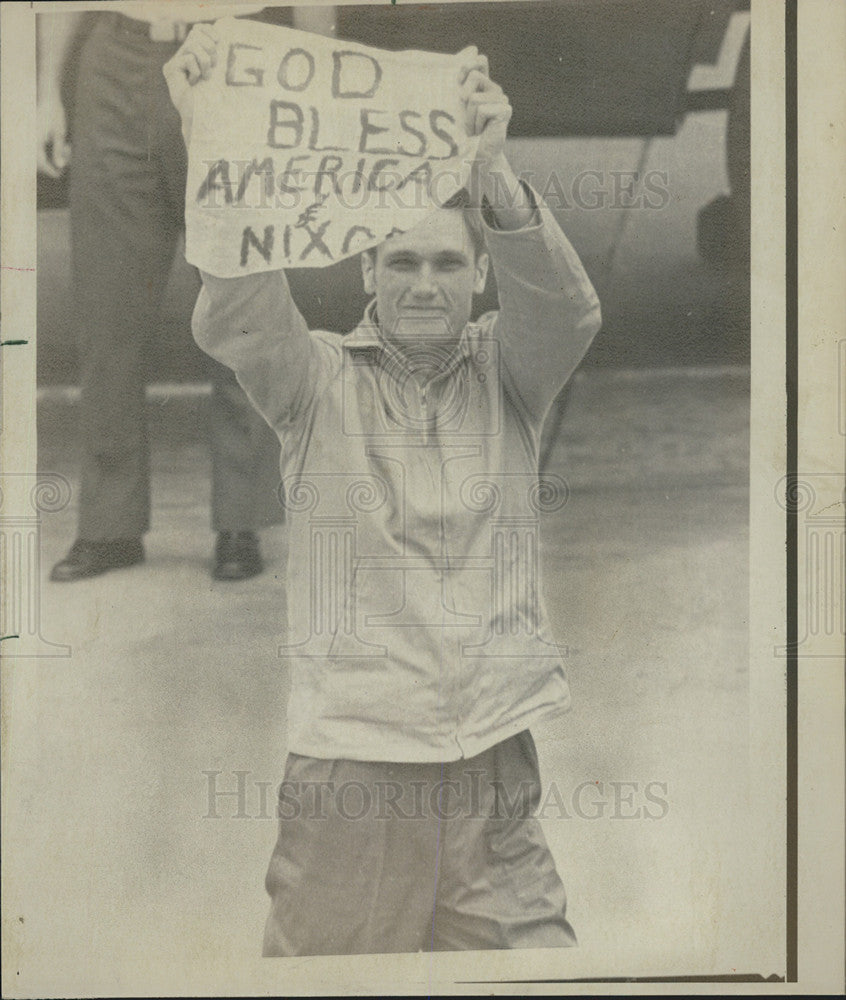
[{"left": 480, "top": 179, "right": 542, "bottom": 232}]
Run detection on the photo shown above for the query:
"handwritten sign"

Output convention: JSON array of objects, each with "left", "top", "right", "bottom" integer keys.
[{"left": 184, "top": 17, "right": 480, "bottom": 276}]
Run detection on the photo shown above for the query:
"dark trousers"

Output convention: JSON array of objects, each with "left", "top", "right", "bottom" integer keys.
[
  {"left": 263, "top": 730, "right": 576, "bottom": 956},
  {"left": 69, "top": 14, "right": 280, "bottom": 540}
]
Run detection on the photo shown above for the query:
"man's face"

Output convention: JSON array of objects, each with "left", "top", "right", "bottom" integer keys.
[{"left": 361, "top": 208, "right": 489, "bottom": 350}]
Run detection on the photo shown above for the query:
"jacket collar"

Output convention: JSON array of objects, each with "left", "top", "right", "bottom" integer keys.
[{"left": 343, "top": 299, "right": 473, "bottom": 382}]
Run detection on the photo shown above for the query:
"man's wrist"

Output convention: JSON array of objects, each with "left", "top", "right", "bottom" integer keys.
[{"left": 479, "top": 160, "right": 537, "bottom": 232}]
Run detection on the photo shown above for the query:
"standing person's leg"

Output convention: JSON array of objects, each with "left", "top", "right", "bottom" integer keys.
[
  {"left": 52, "top": 16, "right": 180, "bottom": 581},
  {"left": 431, "top": 731, "right": 577, "bottom": 951},
  {"left": 207, "top": 369, "right": 283, "bottom": 579},
  {"left": 156, "top": 35, "right": 281, "bottom": 581}
]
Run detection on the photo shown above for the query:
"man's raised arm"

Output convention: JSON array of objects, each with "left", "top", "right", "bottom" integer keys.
[
  {"left": 165, "top": 26, "right": 324, "bottom": 433},
  {"left": 192, "top": 269, "right": 322, "bottom": 433},
  {"left": 461, "top": 57, "right": 602, "bottom": 430}
]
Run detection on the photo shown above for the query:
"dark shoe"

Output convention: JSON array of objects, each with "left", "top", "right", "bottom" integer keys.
[
  {"left": 213, "top": 530, "right": 263, "bottom": 581},
  {"left": 50, "top": 538, "right": 144, "bottom": 582}
]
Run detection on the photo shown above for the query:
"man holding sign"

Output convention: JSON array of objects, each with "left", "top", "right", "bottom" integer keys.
[{"left": 166, "top": 19, "right": 601, "bottom": 956}]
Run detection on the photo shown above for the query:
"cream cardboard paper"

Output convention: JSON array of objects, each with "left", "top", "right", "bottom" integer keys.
[{"left": 185, "top": 16, "right": 480, "bottom": 275}]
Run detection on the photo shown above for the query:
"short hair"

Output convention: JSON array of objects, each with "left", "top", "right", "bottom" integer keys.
[{"left": 364, "top": 187, "right": 487, "bottom": 263}]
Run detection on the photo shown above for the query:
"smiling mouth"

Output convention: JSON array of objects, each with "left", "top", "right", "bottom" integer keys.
[{"left": 390, "top": 311, "right": 457, "bottom": 341}]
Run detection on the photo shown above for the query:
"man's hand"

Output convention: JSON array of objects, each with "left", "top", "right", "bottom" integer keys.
[
  {"left": 163, "top": 23, "right": 220, "bottom": 146},
  {"left": 458, "top": 51, "right": 512, "bottom": 168},
  {"left": 37, "top": 90, "right": 71, "bottom": 178},
  {"left": 36, "top": 12, "right": 82, "bottom": 178},
  {"left": 456, "top": 49, "right": 533, "bottom": 230}
]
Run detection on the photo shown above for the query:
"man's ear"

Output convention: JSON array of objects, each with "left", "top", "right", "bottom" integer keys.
[
  {"left": 473, "top": 252, "right": 490, "bottom": 295},
  {"left": 361, "top": 251, "right": 376, "bottom": 295}
]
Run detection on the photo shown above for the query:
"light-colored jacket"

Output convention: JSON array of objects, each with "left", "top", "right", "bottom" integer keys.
[{"left": 193, "top": 191, "right": 601, "bottom": 762}]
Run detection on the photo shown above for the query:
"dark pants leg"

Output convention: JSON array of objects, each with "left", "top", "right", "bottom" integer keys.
[
  {"left": 262, "top": 731, "right": 575, "bottom": 956},
  {"left": 70, "top": 15, "right": 280, "bottom": 542},
  {"left": 209, "top": 367, "right": 283, "bottom": 531}
]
